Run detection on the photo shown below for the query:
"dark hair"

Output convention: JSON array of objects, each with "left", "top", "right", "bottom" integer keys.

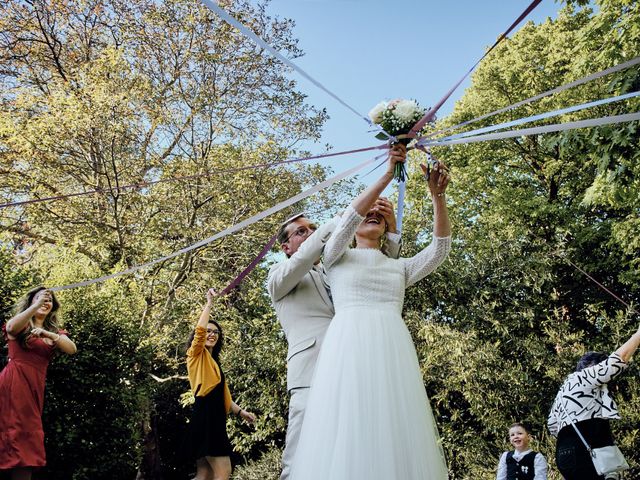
[
  {"left": 509, "top": 422, "right": 531, "bottom": 434},
  {"left": 576, "top": 351, "right": 608, "bottom": 372},
  {"left": 14, "top": 286, "right": 61, "bottom": 349},
  {"left": 186, "top": 319, "right": 224, "bottom": 363},
  {"left": 277, "top": 213, "right": 306, "bottom": 245}
]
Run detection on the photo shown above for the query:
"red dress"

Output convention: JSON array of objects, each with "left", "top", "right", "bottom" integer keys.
[{"left": 0, "top": 325, "right": 66, "bottom": 470}]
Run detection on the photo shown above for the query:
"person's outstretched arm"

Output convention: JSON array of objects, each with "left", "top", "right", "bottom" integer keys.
[
  {"left": 419, "top": 161, "right": 451, "bottom": 238},
  {"left": 267, "top": 218, "right": 337, "bottom": 302},
  {"left": 403, "top": 159, "right": 452, "bottom": 287},
  {"left": 6, "top": 289, "right": 49, "bottom": 336},
  {"left": 187, "top": 289, "right": 216, "bottom": 358},
  {"left": 615, "top": 324, "right": 640, "bottom": 362},
  {"left": 351, "top": 145, "right": 405, "bottom": 216},
  {"left": 324, "top": 146, "right": 406, "bottom": 269}
]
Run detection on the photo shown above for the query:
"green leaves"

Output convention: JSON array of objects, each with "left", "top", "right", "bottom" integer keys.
[{"left": 399, "top": 1, "right": 640, "bottom": 477}]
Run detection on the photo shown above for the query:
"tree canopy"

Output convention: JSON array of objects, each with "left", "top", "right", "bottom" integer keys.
[{"left": 1, "top": 0, "right": 639, "bottom": 479}]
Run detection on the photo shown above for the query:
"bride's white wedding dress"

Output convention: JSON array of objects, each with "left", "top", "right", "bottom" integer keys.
[{"left": 290, "top": 206, "right": 451, "bottom": 480}]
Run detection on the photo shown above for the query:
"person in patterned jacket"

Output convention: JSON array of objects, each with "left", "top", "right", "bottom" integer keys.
[{"left": 548, "top": 323, "right": 640, "bottom": 480}]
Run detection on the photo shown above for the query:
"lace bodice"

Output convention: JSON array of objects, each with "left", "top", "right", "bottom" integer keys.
[{"left": 324, "top": 206, "right": 451, "bottom": 312}]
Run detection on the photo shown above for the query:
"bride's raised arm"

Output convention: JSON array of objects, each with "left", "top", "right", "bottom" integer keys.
[
  {"left": 403, "top": 160, "right": 452, "bottom": 287},
  {"left": 323, "top": 145, "right": 406, "bottom": 268}
]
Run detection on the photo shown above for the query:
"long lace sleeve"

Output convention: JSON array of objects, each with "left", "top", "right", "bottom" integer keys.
[
  {"left": 403, "top": 236, "right": 451, "bottom": 287},
  {"left": 323, "top": 205, "right": 365, "bottom": 269}
]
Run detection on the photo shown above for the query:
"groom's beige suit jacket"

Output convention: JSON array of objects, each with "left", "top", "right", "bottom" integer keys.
[{"left": 267, "top": 220, "right": 336, "bottom": 391}]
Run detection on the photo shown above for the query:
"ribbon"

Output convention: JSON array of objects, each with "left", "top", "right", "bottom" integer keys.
[
  {"left": 408, "top": 0, "right": 544, "bottom": 138},
  {"left": 563, "top": 257, "right": 638, "bottom": 316},
  {"left": 50, "top": 152, "right": 386, "bottom": 291},
  {"left": 431, "top": 91, "right": 640, "bottom": 143},
  {"left": 419, "top": 112, "right": 640, "bottom": 147},
  {"left": 1, "top": 144, "right": 386, "bottom": 210},
  {"left": 200, "top": 0, "right": 391, "bottom": 140},
  {"left": 217, "top": 234, "right": 277, "bottom": 296},
  {"left": 394, "top": 0, "right": 544, "bottom": 232},
  {"left": 426, "top": 56, "right": 640, "bottom": 139}
]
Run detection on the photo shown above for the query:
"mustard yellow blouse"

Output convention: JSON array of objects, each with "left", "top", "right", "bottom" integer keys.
[{"left": 186, "top": 326, "right": 232, "bottom": 413}]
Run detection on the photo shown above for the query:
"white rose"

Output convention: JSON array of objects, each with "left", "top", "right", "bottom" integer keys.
[
  {"left": 393, "top": 99, "right": 420, "bottom": 122},
  {"left": 368, "top": 102, "right": 387, "bottom": 123}
]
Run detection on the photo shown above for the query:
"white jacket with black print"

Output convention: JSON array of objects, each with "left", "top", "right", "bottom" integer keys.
[{"left": 548, "top": 353, "right": 627, "bottom": 437}]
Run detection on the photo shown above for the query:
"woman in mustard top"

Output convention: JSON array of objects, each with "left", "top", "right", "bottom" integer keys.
[{"left": 186, "top": 289, "right": 256, "bottom": 480}]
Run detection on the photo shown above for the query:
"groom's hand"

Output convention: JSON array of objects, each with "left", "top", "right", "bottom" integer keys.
[{"left": 373, "top": 197, "right": 397, "bottom": 233}]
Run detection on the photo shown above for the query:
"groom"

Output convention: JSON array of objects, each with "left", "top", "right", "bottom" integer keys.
[{"left": 267, "top": 197, "right": 402, "bottom": 480}]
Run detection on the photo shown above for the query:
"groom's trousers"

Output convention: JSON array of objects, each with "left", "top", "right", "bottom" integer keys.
[{"left": 280, "top": 387, "right": 309, "bottom": 480}]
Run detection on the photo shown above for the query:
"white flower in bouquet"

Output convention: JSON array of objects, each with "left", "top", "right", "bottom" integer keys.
[
  {"left": 394, "top": 99, "right": 421, "bottom": 123},
  {"left": 372, "top": 98, "right": 426, "bottom": 138},
  {"left": 368, "top": 102, "right": 387, "bottom": 124}
]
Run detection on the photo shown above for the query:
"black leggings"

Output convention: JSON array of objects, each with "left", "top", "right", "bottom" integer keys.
[{"left": 555, "top": 419, "right": 615, "bottom": 480}]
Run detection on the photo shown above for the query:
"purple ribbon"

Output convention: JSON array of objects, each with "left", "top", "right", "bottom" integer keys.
[
  {"left": 217, "top": 234, "right": 277, "bottom": 296},
  {"left": 408, "top": 0, "right": 543, "bottom": 137}
]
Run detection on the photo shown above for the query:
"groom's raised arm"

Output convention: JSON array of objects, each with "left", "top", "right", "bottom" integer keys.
[{"left": 267, "top": 218, "right": 337, "bottom": 302}]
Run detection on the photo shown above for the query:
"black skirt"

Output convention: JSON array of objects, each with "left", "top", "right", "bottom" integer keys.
[
  {"left": 187, "top": 377, "right": 233, "bottom": 459},
  {"left": 555, "top": 418, "right": 615, "bottom": 480}
]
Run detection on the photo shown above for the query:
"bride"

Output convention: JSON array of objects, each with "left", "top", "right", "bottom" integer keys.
[{"left": 290, "top": 144, "right": 451, "bottom": 479}]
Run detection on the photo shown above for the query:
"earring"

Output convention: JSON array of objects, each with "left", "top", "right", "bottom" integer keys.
[{"left": 379, "top": 234, "right": 387, "bottom": 251}]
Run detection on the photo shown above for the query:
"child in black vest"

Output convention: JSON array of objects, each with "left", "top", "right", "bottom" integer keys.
[{"left": 496, "top": 423, "right": 548, "bottom": 480}]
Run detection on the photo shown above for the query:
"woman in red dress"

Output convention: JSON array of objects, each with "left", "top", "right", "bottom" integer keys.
[{"left": 0, "top": 287, "right": 77, "bottom": 480}]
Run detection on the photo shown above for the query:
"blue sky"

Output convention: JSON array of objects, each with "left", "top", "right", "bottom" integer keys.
[{"left": 256, "top": 0, "right": 564, "bottom": 181}]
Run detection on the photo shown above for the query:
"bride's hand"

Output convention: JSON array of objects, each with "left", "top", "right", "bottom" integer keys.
[
  {"left": 420, "top": 160, "right": 450, "bottom": 197},
  {"left": 387, "top": 144, "right": 407, "bottom": 175}
]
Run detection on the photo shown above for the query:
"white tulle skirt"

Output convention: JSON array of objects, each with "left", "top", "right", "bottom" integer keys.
[{"left": 290, "top": 305, "right": 448, "bottom": 480}]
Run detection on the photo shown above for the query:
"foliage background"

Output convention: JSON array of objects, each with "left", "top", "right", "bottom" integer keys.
[{"left": 1, "top": 0, "right": 639, "bottom": 479}]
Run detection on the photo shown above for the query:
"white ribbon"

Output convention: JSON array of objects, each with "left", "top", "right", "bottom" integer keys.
[
  {"left": 200, "top": 0, "right": 391, "bottom": 140},
  {"left": 395, "top": 180, "right": 406, "bottom": 233},
  {"left": 51, "top": 154, "right": 385, "bottom": 291},
  {"left": 420, "top": 112, "right": 640, "bottom": 147},
  {"left": 426, "top": 56, "right": 640, "bottom": 139},
  {"left": 431, "top": 91, "right": 640, "bottom": 143}
]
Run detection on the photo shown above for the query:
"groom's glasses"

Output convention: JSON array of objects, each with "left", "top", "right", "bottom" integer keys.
[{"left": 283, "top": 225, "right": 317, "bottom": 244}]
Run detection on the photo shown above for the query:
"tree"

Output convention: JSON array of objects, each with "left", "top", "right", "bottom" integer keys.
[
  {"left": 0, "top": 248, "right": 34, "bottom": 369},
  {"left": 0, "top": 0, "right": 338, "bottom": 477},
  {"left": 397, "top": 1, "right": 639, "bottom": 477}
]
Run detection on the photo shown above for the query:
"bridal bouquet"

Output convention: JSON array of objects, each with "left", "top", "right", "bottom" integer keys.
[{"left": 368, "top": 99, "right": 426, "bottom": 182}]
